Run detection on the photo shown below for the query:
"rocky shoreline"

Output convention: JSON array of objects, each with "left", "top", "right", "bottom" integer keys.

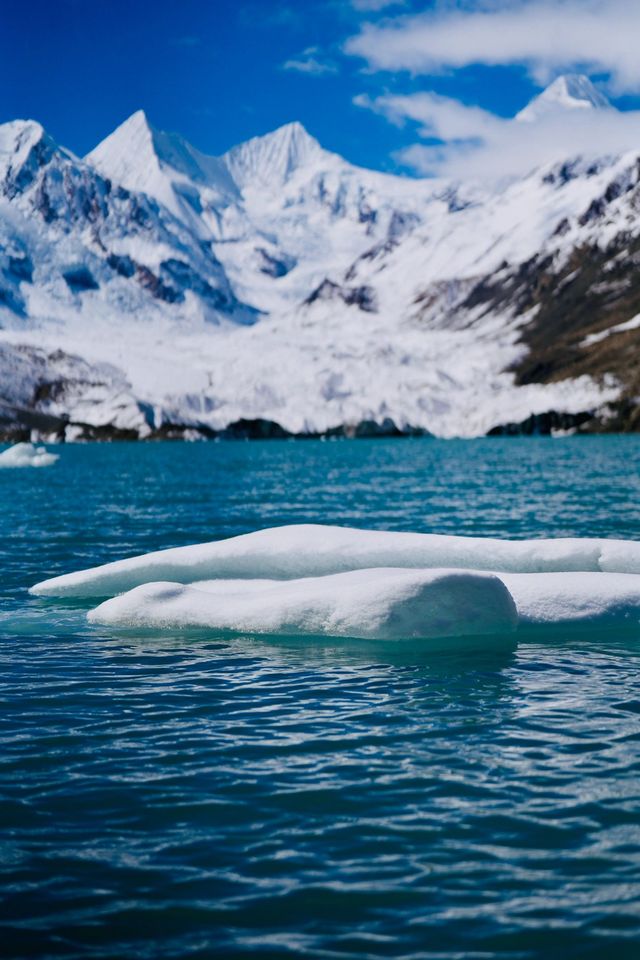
[{"left": 2, "top": 406, "right": 637, "bottom": 444}]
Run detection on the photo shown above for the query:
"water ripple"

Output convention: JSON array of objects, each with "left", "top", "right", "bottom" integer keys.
[{"left": 1, "top": 439, "right": 640, "bottom": 958}]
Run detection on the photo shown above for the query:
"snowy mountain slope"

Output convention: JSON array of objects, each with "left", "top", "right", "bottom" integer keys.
[
  {"left": 222, "top": 121, "right": 324, "bottom": 189},
  {"left": 339, "top": 146, "right": 640, "bottom": 432},
  {"left": 0, "top": 119, "right": 260, "bottom": 434},
  {"left": 516, "top": 75, "right": 611, "bottom": 122},
  {"left": 0, "top": 340, "right": 149, "bottom": 438},
  {"left": 1, "top": 75, "right": 639, "bottom": 440},
  {"left": 0, "top": 119, "right": 254, "bottom": 327},
  {"left": 87, "top": 110, "right": 241, "bottom": 239},
  {"left": 92, "top": 115, "right": 438, "bottom": 316}
]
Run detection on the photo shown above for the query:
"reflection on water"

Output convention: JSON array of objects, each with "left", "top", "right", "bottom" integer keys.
[{"left": 1, "top": 437, "right": 640, "bottom": 959}]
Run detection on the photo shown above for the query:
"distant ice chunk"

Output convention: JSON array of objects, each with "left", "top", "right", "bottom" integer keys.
[
  {"left": 30, "top": 524, "right": 640, "bottom": 598},
  {"left": 87, "top": 567, "right": 518, "bottom": 642},
  {"left": 0, "top": 442, "right": 59, "bottom": 468},
  {"left": 501, "top": 572, "right": 640, "bottom": 629}
]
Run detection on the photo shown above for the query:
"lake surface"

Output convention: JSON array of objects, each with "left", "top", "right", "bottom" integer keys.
[{"left": 2, "top": 437, "right": 640, "bottom": 959}]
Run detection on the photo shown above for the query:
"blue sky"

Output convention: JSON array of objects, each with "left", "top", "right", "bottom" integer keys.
[{"left": 1, "top": 0, "right": 639, "bottom": 175}]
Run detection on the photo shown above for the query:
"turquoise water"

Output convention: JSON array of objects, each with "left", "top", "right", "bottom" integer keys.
[{"left": 2, "top": 437, "right": 640, "bottom": 959}]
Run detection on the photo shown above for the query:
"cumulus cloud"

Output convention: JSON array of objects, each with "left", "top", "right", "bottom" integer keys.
[
  {"left": 357, "top": 88, "right": 640, "bottom": 180},
  {"left": 355, "top": 91, "right": 504, "bottom": 140},
  {"left": 345, "top": 0, "right": 640, "bottom": 94},
  {"left": 283, "top": 47, "right": 338, "bottom": 76}
]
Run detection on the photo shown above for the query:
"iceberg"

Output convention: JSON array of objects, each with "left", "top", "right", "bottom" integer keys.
[
  {"left": 87, "top": 568, "right": 519, "bottom": 642},
  {"left": 86, "top": 569, "right": 640, "bottom": 640},
  {"left": 30, "top": 524, "right": 640, "bottom": 641},
  {"left": 30, "top": 524, "right": 640, "bottom": 599},
  {"left": 0, "top": 442, "right": 59, "bottom": 468}
]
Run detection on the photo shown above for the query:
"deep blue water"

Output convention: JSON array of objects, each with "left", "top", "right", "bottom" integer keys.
[{"left": 2, "top": 437, "right": 640, "bottom": 960}]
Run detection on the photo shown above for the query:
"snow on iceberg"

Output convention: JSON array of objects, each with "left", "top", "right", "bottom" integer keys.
[
  {"left": 87, "top": 568, "right": 519, "bottom": 642},
  {"left": 502, "top": 572, "right": 640, "bottom": 629},
  {"left": 0, "top": 442, "right": 59, "bottom": 468},
  {"left": 86, "top": 569, "right": 640, "bottom": 640},
  {"left": 30, "top": 524, "right": 640, "bottom": 599}
]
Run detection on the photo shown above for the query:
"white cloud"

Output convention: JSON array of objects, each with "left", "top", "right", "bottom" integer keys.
[
  {"left": 346, "top": 0, "right": 640, "bottom": 94},
  {"left": 355, "top": 91, "right": 504, "bottom": 140},
  {"left": 357, "top": 89, "right": 640, "bottom": 180},
  {"left": 283, "top": 47, "right": 338, "bottom": 76}
]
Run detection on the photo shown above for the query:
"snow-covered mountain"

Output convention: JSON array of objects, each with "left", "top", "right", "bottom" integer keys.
[
  {"left": 1, "top": 75, "right": 639, "bottom": 440},
  {"left": 516, "top": 74, "right": 611, "bottom": 122}
]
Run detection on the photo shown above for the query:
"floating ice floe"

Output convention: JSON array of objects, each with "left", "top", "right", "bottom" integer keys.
[
  {"left": 87, "top": 568, "right": 519, "bottom": 641},
  {"left": 86, "top": 570, "right": 640, "bottom": 638},
  {"left": 30, "top": 524, "right": 640, "bottom": 641},
  {"left": 0, "top": 442, "right": 59, "bottom": 468},
  {"left": 30, "top": 523, "right": 640, "bottom": 599}
]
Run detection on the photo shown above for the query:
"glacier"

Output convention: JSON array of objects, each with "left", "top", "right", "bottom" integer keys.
[{"left": 1, "top": 76, "right": 639, "bottom": 439}]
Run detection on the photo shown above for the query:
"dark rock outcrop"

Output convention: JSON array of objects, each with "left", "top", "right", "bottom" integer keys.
[{"left": 304, "top": 279, "right": 377, "bottom": 313}]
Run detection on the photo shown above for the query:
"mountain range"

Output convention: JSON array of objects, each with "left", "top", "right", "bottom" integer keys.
[{"left": 0, "top": 74, "right": 638, "bottom": 440}]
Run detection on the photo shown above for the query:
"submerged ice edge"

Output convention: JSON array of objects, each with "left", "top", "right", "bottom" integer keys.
[{"left": 29, "top": 523, "right": 640, "bottom": 598}]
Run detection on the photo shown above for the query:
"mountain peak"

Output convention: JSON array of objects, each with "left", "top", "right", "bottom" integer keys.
[
  {"left": 272, "top": 120, "right": 316, "bottom": 144},
  {"left": 98, "top": 109, "right": 158, "bottom": 150},
  {"left": 88, "top": 112, "right": 239, "bottom": 205},
  {"left": 0, "top": 119, "right": 59, "bottom": 189},
  {"left": 516, "top": 74, "right": 612, "bottom": 123},
  {"left": 120, "top": 108, "right": 153, "bottom": 133},
  {"left": 222, "top": 121, "right": 324, "bottom": 189},
  {"left": 87, "top": 110, "right": 162, "bottom": 194},
  {"left": 251, "top": 120, "right": 318, "bottom": 150},
  {"left": 0, "top": 119, "right": 47, "bottom": 156}
]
